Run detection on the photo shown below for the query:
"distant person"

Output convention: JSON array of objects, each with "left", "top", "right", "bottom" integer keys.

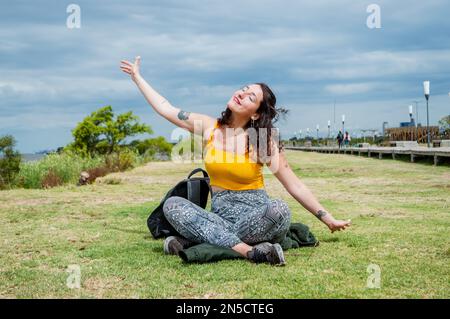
[
  {"left": 336, "top": 131, "right": 343, "bottom": 148},
  {"left": 344, "top": 131, "right": 351, "bottom": 148},
  {"left": 120, "top": 56, "right": 350, "bottom": 265}
]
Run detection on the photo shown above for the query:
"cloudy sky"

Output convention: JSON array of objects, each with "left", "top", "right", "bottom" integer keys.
[{"left": 1, "top": 0, "right": 449, "bottom": 153}]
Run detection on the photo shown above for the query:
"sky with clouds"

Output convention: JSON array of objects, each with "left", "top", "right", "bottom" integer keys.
[{"left": 1, "top": 0, "right": 449, "bottom": 153}]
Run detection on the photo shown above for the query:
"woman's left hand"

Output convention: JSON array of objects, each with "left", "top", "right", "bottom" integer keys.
[{"left": 323, "top": 215, "right": 352, "bottom": 233}]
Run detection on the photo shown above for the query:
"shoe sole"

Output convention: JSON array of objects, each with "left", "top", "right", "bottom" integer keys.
[{"left": 272, "top": 243, "right": 286, "bottom": 266}]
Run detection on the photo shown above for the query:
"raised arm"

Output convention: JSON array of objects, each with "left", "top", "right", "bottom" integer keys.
[
  {"left": 120, "top": 56, "right": 216, "bottom": 135},
  {"left": 267, "top": 146, "right": 351, "bottom": 233}
]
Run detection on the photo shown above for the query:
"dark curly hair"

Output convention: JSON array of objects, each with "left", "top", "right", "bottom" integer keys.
[{"left": 217, "top": 83, "right": 288, "bottom": 163}]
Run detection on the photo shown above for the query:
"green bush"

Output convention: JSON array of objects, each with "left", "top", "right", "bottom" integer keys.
[
  {"left": 118, "top": 149, "right": 138, "bottom": 170},
  {"left": 9, "top": 140, "right": 168, "bottom": 190},
  {"left": 105, "top": 149, "right": 139, "bottom": 172},
  {"left": 14, "top": 152, "right": 104, "bottom": 189}
]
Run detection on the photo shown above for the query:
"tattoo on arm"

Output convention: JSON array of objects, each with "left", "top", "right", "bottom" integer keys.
[
  {"left": 316, "top": 210, "right": 328, "bottom": 220},
  {"left": 177, "top": 110, "right": 191, "bottom": 120}
]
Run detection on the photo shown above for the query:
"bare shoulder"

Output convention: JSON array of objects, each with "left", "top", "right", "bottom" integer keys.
[
  {"left": 202, "top": 116, "right": 218, "bottom": 131},
  {"left": 200, "top": 116, "right": 218, "bottom": 137}
]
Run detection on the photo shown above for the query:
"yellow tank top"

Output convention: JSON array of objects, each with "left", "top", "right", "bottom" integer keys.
[{"left": 204, "top": 120, "right": 265, "bottom": 190}]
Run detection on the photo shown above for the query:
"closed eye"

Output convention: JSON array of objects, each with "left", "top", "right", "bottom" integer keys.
[{"left": 239, "top": 86, "right": 257, "bottom": 103}]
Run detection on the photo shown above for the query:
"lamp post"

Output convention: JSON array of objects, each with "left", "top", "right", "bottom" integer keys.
[
  {"left": 409, "top": 105, "right": 414, "bottom": 141},
  {"left": 412, "top": 100, "right": 420, "bottom": 127},
  {"left": 342, "top": 114, "right": 345, "bottom": 133},
  {"left": 316, "top": 124, "right": 320, "bottom": 141},
  {"left": 333, "top": 99, "right": 336, "bottom": 132},
  {"left": 423, "top": 81, "right": 430, "bottom": 148},
  {"left": 306, "top": 128, "right": 310, "bottom": 139},
  {"left": 327, "top": 120, "right": 331, "bottom": 139},
  {"left": 412, "top": 101, "right": 420, "bottom": 143}
]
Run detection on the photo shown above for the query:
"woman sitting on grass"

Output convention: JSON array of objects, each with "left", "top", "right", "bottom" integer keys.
[{"left": 120, "top": 56, "right": 351, "bottom": 266}]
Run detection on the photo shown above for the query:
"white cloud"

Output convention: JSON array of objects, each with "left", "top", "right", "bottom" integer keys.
[
  {"left": 0, "top": 75, "right": 136, "bottom": 107},
  {"left": 325, "top": 83, "right": 376, "bottom": 95},
  {"left": 291, "top": 50, "right": 450, "bottom": 81},
  {"left": 0, "top": 110, "right": 85, "bottom": 130}
]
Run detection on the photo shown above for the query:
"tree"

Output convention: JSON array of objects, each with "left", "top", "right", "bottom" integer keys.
[
  {"left": 67, "top": 106, "right": 153, "bottom": 156},
  {"left": 0, "top": 135, "right": 22, "bottom": 189}
]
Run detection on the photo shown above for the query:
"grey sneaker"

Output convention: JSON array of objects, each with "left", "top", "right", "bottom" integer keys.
[
  {"left": 163, "top": 236, "right": 194, "bottom": 255},
  {"left": 247, "top": 242, "right": 286, "bottom": 266}
]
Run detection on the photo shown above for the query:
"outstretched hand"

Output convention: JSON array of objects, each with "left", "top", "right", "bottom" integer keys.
[
  {"left": 120, "top": 56, "right": 141, "bottom": 82},
  {"left": 322, "top": 215, "right": 352, "bottom": 233}
]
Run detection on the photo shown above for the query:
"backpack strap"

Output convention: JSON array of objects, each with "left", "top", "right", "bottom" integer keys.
[
  {"left": 187, "top": 179, "right": 201, "bottom": 206},
  {"left": 187, "top": 168, "right": 212, "bottom": 201},
  {"left": 187, "top": 168, "right": 209, "bottom": 179}
]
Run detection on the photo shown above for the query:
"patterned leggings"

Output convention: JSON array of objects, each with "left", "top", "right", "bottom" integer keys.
[{"left": 163, "top": 189, "right": 291, "bottom": 248}]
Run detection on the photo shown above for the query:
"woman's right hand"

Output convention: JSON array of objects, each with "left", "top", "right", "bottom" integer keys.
[
  {"left": 120, "top": 56, "right": 141, "bottom": 82},
  {"left": 323, "top": 215, "right": 352, "bottom": 233}
]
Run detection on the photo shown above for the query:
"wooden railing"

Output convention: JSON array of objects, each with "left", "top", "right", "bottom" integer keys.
[{"left": 384, "top": 126, "right": 439, "bottom": 143}]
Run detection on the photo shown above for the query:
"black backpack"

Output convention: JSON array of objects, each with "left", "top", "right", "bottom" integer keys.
[{"left": 147, "top": 168, "right": 212, "bottom": 239}]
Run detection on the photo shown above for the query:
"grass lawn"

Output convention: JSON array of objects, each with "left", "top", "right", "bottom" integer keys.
[{"left": 0, "top": 150, "right": 449, "bottom": 298}]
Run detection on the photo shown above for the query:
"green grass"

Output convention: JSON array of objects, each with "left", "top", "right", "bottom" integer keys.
[{"left": 0, "top": 151, "right": 449, "bottom": 298}]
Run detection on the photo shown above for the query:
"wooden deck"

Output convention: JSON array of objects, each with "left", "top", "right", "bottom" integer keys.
[{"left": 285, "top": 145, "right": 450, "bottom": 166}]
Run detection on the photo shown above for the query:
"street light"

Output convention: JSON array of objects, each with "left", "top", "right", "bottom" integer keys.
[
  {"left": 316, "top": 124, "right": 319, "bottom": 140},
  {"left": 412, "top": 100, "right": 420, "bottom": 143},
  {"left": 327, "top": 120, "right": 331, "bottom": 139},
  {"left": 412, "top": 100, "right": 420, "bottom": 127},
  {"left": 342, "top": 114, "right": 345, "bottom": 133},
  {"left": 423, "top": 81, "right": 430, "bottom": 148},
  {"left": 409, "top": 105, "right": 414, "bottom": 141}
]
